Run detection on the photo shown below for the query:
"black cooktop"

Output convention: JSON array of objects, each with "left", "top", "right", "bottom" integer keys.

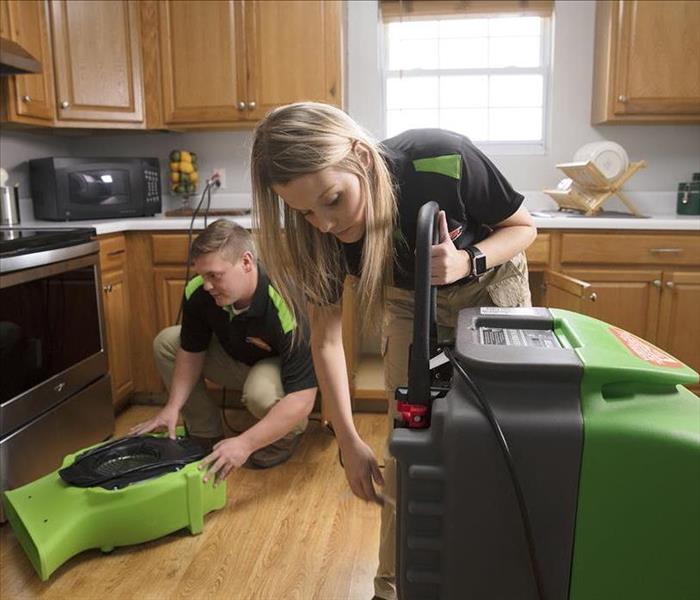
[{"left": 0, "top": 227, "right": 96, "bottom": 258}]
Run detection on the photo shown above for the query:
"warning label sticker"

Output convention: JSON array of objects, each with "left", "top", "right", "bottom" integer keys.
[{"left": 609, "top": 326, "right": 684, "bottom": 368}]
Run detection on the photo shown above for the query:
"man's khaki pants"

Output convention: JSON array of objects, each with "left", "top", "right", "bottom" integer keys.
[
  {"left": 153, "top": 326, "right": 307, "bottom": 438},
  {"left": 374, "top": 253, "right": 532, "bottom": 600}
]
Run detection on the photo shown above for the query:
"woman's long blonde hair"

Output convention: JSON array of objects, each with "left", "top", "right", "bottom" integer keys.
[{"left": 251, "top": 102, "right": 397, "bottom": 329}]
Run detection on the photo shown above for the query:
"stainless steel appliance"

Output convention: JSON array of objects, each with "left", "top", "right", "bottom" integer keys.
[
  {"left": 0, "top": 227, "right": 115, "bottom": 521},
  {"left": 29, "top": 157, "right": 161, "bottom": 221}
]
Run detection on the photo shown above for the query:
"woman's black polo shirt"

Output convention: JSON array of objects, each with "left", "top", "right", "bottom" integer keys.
[
  {"left": 342, "top": 128, "right": 524, "bottom": 290},
  {"left": 180, "top": 267, "right": 317, "bottom": 395}
]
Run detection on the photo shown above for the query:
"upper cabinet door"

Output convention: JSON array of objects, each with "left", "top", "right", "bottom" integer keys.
[
  {"left": 3, "top": 0, "right": 55, "bottom": 122},
  {"left": 592, "top": 0, "right": 700, "bottom": 123},
  {"left": 244, "top": 0, "right": 342, "bottom": 120},
  {"left": 615, "top": 1, "right": 700, "bottom": 116},
  {"left": 49, "top": 0, "right": 144, "bottom": 124},
  {"left": 158, "top": 0, "right": 246, "bottom": 125}
]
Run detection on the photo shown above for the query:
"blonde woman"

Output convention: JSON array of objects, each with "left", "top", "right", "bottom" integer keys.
[{"left": 251, "top": 102, "right": 536, "bottom": 600}]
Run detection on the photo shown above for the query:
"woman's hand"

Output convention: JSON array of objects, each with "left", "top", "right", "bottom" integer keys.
[
  {"left": 199, "top": 437, "right": 252, "bottom": 485},
  {"left": 339, "top": 437, "right": 385, "bottom": 504},
  {"left": 128, "top": 405, "right": 180, "bottom": 439},
  {"left": 430, "top": 210, "right": 471, "bottom": 285}
]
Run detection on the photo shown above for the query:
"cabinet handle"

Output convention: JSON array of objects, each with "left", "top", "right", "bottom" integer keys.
[
  {"left": 589, "top": 292, "right": 597, "bottom": 302},
  {"left": 652, "top": 279, "right": 661, "bottom": 288},
  {"left": 60, "top": 100, "right": 70, "bottom": 109},
  {"left": 617, "top": 95, "right": 628, "bottom": 103},
  {"left": 650, "top": 248, "right": 682, "bottom": 254},
  {"left": 237, "top": 101, "right": 246, "bottom": 110},
  {"left": 666, "top": 281, "right": 675, "bottom": 289},
  {"left": 106, "top": 249, "right": 125, "bottom": 256},
  {"left": 22, "top": 95, "right": 32, "bottom": 103},
  {"left": 103, "top": 284, "right": 113, "bottom": 293},
  {"left": 247, "top": 101, "right": 256, "bottom": 110}
]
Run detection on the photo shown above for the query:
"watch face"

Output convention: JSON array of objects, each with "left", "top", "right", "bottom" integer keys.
[{"left": 474, "top": 253, "right": 487, "bottom": 275}]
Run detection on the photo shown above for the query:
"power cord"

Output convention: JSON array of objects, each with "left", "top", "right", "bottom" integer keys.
[
  {"left": 444, "top": 347, "right": 546, "bottom": 600},
  {"left": 176, "top": 177, "right": 221, "bottom": 325}
]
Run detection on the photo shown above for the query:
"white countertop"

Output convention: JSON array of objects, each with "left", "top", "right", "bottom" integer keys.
[
  {"left": 13, "top": 191, "right": 700, "bottom": 234},
  {"left": 14, "top": 212, "right": 700, "bottom": 235}
]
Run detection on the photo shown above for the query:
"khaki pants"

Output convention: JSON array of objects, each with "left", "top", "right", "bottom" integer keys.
[
  {"left": 153, "top": 326, "right": 308, "bottom": 438},
  {"left": 374, "top": 253, "right": 532, "bottom": 600}
]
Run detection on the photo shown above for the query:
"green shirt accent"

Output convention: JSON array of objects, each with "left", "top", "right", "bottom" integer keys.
[
  {"left": 268, "top": 285, "right": 296, "bottom": 334},
  {"left": 412, "top": 154, "right": 462, "bottom": 180},
  {"left": 185, "top": 275, "right": 204, "bottom": 300}
]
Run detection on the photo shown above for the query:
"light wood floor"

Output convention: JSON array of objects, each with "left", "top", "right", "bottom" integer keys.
[{"left": 1, "top": 406, "right": 388, "bottom": 600}]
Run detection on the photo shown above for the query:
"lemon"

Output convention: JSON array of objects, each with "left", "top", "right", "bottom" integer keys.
[
  {"left": 170, "top": 172, "right": 180, "bottom": 183},
  {"left": 190, "top": 171, "right": 199, "bottom": 183},
  {"left": 179, "top": 161, "right": 194, "bottom": 174},
  {"left": 169, "top": 161, "right": 179, "bottom": 171},
  {"left": 180, "top": 150, "right": 192, "bottom": 163}
]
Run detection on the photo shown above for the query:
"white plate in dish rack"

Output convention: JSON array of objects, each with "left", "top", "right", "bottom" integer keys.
[{"left": 573, "top": 141, "right": 629, "bottom": 181}]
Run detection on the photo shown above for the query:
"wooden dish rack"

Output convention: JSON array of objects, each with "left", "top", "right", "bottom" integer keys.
[{"left": 544, "top": 160, "right": 647, "bottom": 216}]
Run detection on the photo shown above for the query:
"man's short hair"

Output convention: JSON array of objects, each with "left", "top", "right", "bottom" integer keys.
[{"left": 190, "top": 219, "right": 256, "bottom": 264}]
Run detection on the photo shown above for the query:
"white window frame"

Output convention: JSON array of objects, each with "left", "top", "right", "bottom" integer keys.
[{"left": 381, "top": 14, "right": 553, "bottom": 156}]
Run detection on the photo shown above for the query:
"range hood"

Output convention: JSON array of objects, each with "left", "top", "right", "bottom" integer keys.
[{"left": 0, "top": 36, "right": 41, "bottom": 75}]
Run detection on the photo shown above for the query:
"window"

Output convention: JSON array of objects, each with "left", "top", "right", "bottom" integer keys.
[{"left": 384, "top": 14, "right": 551, "bottom": 153}]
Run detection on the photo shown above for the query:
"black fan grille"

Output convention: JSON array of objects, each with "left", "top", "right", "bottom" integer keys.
[{"left": 95, "top": 452, "right": 159, "bottom": 477}]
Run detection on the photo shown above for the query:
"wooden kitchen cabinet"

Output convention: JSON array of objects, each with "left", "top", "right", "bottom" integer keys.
[
  {"left": 146, "top": 0, "right": 343, "bottom": 129},
  {"left": 244, "top": 0, "right": 343, "bottom": 121},
  {"left": 151, "top": 233, "right": 190, "bottom": 329},
  {"left": 592, "top": 0, "right": 700, "bottom": 124},
  {"left": 0, "top": 0, "right": 56, "bottom": 125},
  {"left": 99, "top": 234, "right": 134, "bottom": 410},
  {"left": 49, "top": 0, "right": 145, "bottom": 127},
  {"left": 656, "top": 271, "right": 700, "bottom": 378}
]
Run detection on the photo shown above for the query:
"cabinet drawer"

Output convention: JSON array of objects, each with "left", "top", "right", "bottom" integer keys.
[
  {"left": 152, "top": 234, "right": 191, "bottom": 265},
  {"left": 525, "top": 233, "right": 550, "bottom": 267},
  {"left": 561, "top": 233, "right": 700, "bottom": 266},
  {"left": 99, "top": 234, "right": 126, "bottom": 271}
]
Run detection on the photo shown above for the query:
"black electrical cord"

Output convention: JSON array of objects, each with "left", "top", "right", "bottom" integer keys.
[
  {"left": 175, "top": 179, "right": 220, "bottom": 325},
  {"left": 444, "top": 347, "right": 546, "bottom": 600}
]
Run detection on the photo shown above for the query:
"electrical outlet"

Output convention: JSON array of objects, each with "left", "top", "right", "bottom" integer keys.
[{"left": 212, "top": 168, "right": 226, "bottom": 189}]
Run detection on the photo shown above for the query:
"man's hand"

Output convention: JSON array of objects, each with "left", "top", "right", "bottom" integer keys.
[
  {"left": 430, "top": 210, "right": 471, "bottom": 285},
  {"left": 199, "top": 436, "right": 252, "bottom": 485},
  {"left": 128, "top": 405, "right": 180, "bottom": 439},
  {"left": 339, "top": 437, "right": 385, "bottom": 505}
]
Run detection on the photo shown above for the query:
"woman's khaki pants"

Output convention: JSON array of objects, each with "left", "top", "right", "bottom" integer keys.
[
  {"left": 374, "top": 253, "right": 532, "bottom": 600},
  {"left": 153, "top": 326, "right": 307, "bottom": 438}
]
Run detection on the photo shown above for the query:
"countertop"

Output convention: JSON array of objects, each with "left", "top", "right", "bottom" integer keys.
[{"left": 14, "top": 212, "right": 700, "bottom": 235}]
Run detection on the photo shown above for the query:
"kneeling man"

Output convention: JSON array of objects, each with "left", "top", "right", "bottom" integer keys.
[{"left": 131, "top": 219, "right": 317, "bottom": 482}]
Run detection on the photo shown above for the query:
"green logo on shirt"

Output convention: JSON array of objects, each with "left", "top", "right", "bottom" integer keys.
[{"left": 412, "top": 154, "right": 462, "bottom": 180}]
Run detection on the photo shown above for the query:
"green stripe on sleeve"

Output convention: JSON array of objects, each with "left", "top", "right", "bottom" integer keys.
[
  {"left": 268, "top": 285, "right": 296, "bottom": 334},
  {"left": 412, "top": 154, "right": 462, "bottom": 180},
  {"left": 185, "top": 275, "right": 204, "bottom": 300}
]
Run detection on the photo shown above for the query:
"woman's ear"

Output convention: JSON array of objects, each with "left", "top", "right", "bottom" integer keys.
[{"left": 353, "top": 141, "right": 373, "bottom": 171}]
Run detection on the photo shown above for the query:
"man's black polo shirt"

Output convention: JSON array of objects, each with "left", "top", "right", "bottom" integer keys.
[
  {"left": 342, "top": 128, "right": 524, "bottom": 290},
  {"left": 180, "top": 267, "right": 317, "bottom": 394}
]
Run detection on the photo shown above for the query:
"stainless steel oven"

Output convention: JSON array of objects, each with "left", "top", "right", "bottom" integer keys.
[{"left": 0, "top": 228, "right": 115, "bottom": 520}]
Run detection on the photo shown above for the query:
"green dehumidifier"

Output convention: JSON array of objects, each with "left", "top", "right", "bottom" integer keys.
[
  {"left": 390, "top": 202, "right": 700, "bottom": 600},
  {"left": 3, "top": 432, "right": 226, "bottom": 580}
]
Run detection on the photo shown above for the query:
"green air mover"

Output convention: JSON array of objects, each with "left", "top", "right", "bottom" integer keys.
[
  {"left": 391, "top": 201, "right": 700, "bottom": 600},
  {"left": 2, "top": 433, "right": 226, "bottom": 581}
]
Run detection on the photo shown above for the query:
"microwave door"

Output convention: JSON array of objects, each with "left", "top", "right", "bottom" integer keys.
[{"left": 68, "top": 169, "right": 133, "bottom": 214}]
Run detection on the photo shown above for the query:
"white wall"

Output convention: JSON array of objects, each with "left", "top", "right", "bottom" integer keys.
[{"left": 2, "top": 0, "right": 698, "bottom": 203}]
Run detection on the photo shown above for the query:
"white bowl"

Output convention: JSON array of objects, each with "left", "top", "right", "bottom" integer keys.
[{"left": 573, "top": 141, "right": 629, "bottom": 181}]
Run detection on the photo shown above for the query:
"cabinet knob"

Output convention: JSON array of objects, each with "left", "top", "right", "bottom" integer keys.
[
  {"left": 60, "top": 100, "right": 70, "bottom": 109},
  {"left": 22, "top": 95, "right": 32, "bottom": 103},
  {"left": 617, "top": 95, "right": 628, "bottom": 103},
  {"left": 589, "top": 292, "right": 597, "bottom": 302},
  {"left": 666, "top": 281, "right": 675, "bottom": 289},
  {"left": 247, "top": 101, "right": 256, "bottom": 110},
  {"left": 653, "top": 279, "right": 661, "bottom": 288},
  {"left": 237, "top": 101, "right": 246, "bottom": 110}
]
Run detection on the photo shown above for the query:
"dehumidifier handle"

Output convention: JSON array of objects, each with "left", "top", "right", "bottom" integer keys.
[{"left": 407, "top": 201, "right": 439, "bottom": 406}]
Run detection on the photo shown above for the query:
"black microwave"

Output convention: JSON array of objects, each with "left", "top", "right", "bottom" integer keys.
[{"left": 29, "top": 157, "right": 162, "bottom": 221}]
